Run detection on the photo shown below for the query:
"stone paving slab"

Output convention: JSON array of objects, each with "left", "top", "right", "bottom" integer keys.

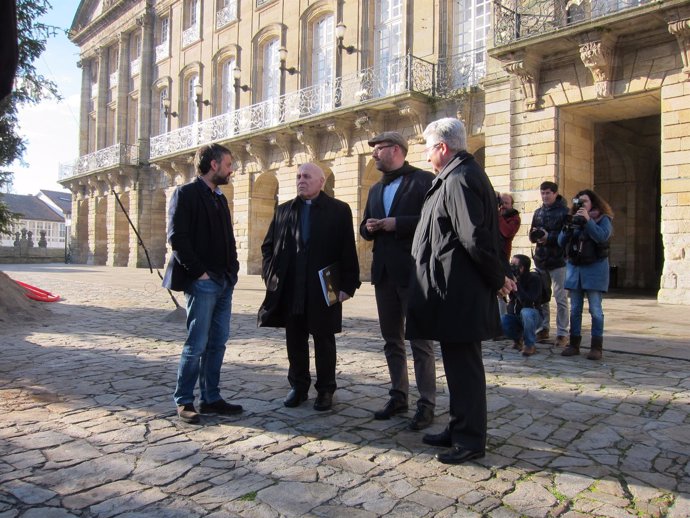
[{"left": 0, "top": 264, "right": 689, "bottom": 517}]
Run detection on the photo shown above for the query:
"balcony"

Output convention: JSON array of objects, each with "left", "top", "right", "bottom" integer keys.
[
  {"left": 182, "top": 23, "right": 200, "bottom": 47},
  {"left": 155, "top": 41, "right": 170, "bottom": 62},
  {"left": 493, "top": 0, "right": 653, "bottom": 46},
  {"left": 216, "top": 1, "right": 238, "bottom": 29},
  {"left": 151, "top": 54, "right": 450, "bottom": 159},
  {"left": 59, "top": 144, "right": 139, "bottom": 180}
]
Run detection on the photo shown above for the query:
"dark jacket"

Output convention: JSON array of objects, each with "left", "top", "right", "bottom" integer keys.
[
  {"left": 359, "top": 163, "right": 434, "bottom": 287},
  {"left": 406, "top": 151, "right": 505, "bottom": 343},
  {"left": 162, "top": 177, "right": 239, "bottom": 292},
  {"left": 529, "top": 195, "right": 569, "bottom": 270},
  {"left": 558, "top": 214, "right": 613, "bottom": 292},
  {"left": 498, "top": 208, "right": 521, "bottom": 261},
  {"left": 507, "top": 271, "right": 542, "bottom": 315},
  {"left": 258, "top": 191, "right": 361, "bottom": 334}
]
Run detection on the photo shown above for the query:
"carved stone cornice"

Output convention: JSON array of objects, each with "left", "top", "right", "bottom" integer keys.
[
  {"left": 667, "top": 15, "right": 690, "bottom": 80},
  {"left": 353, "top": 111, "right": 384, "bottom": 139},
  {"left": 226, "top": 145, "right": 246, "bottom": 174},
  {"left": 396, "top": 101, "right": 428, "bottom": 143},
  {"left": 325, "top": 120, "right": 352, "bottom": 156},
  {"left": 107, "top": 170, "right": 131, "bottom": 193},
  {"left": 501, "top": 52, "right": 542, "bottom": 111},
  {"left": 578, "top": 32, "right": 617, "bottom": 99},
  {"left": 269, "top": 133, "right": 293, "bottom": 165},
  {"left": 245, "top": 140, "right": 269, "bottom": 172},
  {"left": 296, "top": 128, "right": 319, "bottom": 161}
]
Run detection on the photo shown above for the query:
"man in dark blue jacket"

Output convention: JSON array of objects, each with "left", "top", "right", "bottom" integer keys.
[
  {"left": 529, "top": 181, "right": 570, "bottom": 347},
  {"left": 501, "top": 254, "right": 543, "bottom": 356},
  {"left": 360, "top": 131, "right": 436, "bottom": 431},
  {"left": 162, "top": 143, "right": 242, "bottom": 424}
]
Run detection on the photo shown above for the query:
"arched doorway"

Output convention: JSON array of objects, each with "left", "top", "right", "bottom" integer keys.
[{"left": 248, "top": 172, "right": 279, "bottom": 274}]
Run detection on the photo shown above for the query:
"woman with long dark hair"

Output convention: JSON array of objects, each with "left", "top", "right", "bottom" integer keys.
[{"left": 558, "top": 189, "right": 614, "bottom": 360}]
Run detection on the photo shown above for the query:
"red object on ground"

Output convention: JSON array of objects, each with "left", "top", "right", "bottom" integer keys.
[{"left": 14, "top": 280, "right": 61, "bottom": 302}]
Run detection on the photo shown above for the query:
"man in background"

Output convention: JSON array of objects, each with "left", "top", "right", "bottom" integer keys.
[{"left": 529, "top": 181, "right": 570, "bottom": 347}]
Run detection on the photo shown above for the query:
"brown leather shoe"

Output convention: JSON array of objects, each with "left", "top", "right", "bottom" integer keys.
[
  {"left": 512, "top": 338, "right": 524, "bottom": 350},
  {"left": 522, "top": 345, "right": 537, "bottom": 356},
  {"left": 554, "top": 335, "right": 569, "bottom": 347},
  {"left": 177, "top": 403, "right": 200, "bottom": 424},
  {"left": 536, "top": 329, "right": 550, "bottom": 343}
]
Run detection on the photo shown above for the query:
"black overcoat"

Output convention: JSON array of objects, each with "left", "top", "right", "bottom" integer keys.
[
  {"left": 258, "top": 191, "right": 360, "bottom": 334},
  {"left": 162, "top": 178, "right": 239, "bottom": 292},
  {"left": 406, "top": 151, "right": 505, "bottom": 342},
  {"left": 359, "top": 163, "right": 434, "bottom": 287}
]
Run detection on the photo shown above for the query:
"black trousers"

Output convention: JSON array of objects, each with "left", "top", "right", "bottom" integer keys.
[
  {"left": 285, "top": 314, "right": 337, "bottom": 395},
  {"left": 439, "top": 340, "right": 487, "bottom": 452}
]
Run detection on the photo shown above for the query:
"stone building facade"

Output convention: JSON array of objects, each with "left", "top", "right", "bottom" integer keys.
[{"left": 60, "top": 0, "right": 690, "bottom": 304}]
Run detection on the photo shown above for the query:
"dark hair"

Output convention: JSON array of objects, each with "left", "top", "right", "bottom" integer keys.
[
  {"left": 513, "top": 254, "right": 531, "bottom": 271},
  {"left": 194, "top": 143, "right": 232, "bottom": 175},
  {"left": 573, "top": 189, "right": 614, "bottom": 218},
  {"left": 540, "top": 181, "right": 558, "bottom": 193}
]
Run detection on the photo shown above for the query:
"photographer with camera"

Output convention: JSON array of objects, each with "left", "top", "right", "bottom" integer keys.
[
  {"left": 501, "top": 254, "right": 543, "bottom": 356},
  {"left": 529, "top": 181, "right": 570, "bottom": 347},
  {"left": 496, "top": 192, "right": 521, "bottom": 318},
  {"left": 558, "top": 190, "right": 613, "bottom": 360}
]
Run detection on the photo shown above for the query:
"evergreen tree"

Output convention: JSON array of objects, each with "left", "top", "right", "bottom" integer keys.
[{"left": 0, "top": 0, "right": 61, "bottom": 235}]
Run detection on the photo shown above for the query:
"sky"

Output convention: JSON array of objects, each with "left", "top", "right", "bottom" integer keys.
[{"left": 9, "top": 0, "right": 82, "bottom": 195}]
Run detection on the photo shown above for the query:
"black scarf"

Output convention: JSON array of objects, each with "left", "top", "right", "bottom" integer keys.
[{"left": 381, "top": 161, "right": 413, "bottom": 185}]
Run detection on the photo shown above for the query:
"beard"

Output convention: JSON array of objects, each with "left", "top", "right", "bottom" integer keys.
[{"left": 211, "top": 171, "right": 230, "bottom": 185}]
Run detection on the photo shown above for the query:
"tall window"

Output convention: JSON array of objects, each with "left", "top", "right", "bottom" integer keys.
[
  {"left": 183, "top": 0, "right": 201, "bottom": 46},
  {"left": 156, "top": 15, "right": 170, "bottom": 61},
  {"left": 221, "top": 59, "right": 237, "bottom": 113},
  {"left": 159, "top": 87, "right": 168, "bottom": 135},
  {"left": 312, "top": 14, "right": 334, "bottom": 113},
  {"left": 262, "top": 39, "right": 280, "bottom": 124},
  {"left": 187, "top": 74, "right": 200, "bottom": 124},
  {"left": 454, "top": 0, "right": 490, "bottom": 78},
  {"left": 375, "top": 0, "right": 403, "bottom": 96}
]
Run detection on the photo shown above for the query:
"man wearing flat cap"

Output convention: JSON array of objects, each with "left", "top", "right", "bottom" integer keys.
[{"left": 360, "top": 131, "right": 437, "bottom": 430}]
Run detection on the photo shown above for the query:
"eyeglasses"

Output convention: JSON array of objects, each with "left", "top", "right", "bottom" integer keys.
[
  {"left": 371, "top": 144, "right": 396, "bottom": 155},
  {"left": 425, "top": 142, "right": 441, "bottom": 153}
]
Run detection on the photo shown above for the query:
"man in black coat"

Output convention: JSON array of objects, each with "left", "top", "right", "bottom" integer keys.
[
  {"left": 162, "top": 143, "right": 242, "bottom": 424},
  {"left": 529, "top": 181, "right": 570, "bottom": 347},
  {"left": 360, "top": 131, "right": 436, "bottom": 430},
  {"left": 407, "top": 118, "right": 515, "bottom": 464},
  {"left": 258, "top": 162, "right": 360, "bottom": 411}
]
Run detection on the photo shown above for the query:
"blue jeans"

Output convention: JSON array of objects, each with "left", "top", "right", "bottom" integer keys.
[
  {"left": 174, "top": 277, "right": 233, "bottom": 406},
  {"left": 501, "top": 308, "right": 543, "bottom": 346},
  {"left": 569, "top": 289, "right": 604, "bottom": 338}
]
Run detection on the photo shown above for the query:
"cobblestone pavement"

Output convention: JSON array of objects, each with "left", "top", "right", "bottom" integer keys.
[{"left": 1, "top": 264, "right": 689, "bottom": 518}]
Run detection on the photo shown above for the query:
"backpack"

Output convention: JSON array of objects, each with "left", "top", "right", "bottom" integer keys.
[{"left": 534, "top": 269, "right": 552, "bottom": 304}]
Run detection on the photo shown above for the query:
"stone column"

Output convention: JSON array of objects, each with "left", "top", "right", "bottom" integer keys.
[
  {"left": 96, "top": 47, "right": 109, "bottom": 150},
  {"left": 137, "top": 6, "right": 154, "bottom": 163},
  {"left": 78, "top": 59, "right": 92, "bottom": 156},
  {"left": 116, "top": 32, "right": 130, "bottom": 145}
]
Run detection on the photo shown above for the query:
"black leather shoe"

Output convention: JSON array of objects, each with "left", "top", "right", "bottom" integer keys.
[
  {"left": 373, "top": 398, "right": 408, "bottom": 420},
  {"left": 199, "top": 399, "right": 243, "bottom": 415},
  {"left": 422, "top": 429, "right": 452, "bottom": 448},
  {"left": 284, "top": 389, "right": 308, "bottom": 408},
  {"left": 408, "top": 406, "right": 434, "bottom": 431},
  {"left": 313, "top": 392, "right": 333, "bottom": 411},
  {"left": 435, "top": 446, "right": 485, "bottom": 465}
]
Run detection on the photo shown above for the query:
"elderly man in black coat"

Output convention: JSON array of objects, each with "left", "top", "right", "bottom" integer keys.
[
  {"left": 258, "top": 162, "right": 360, "bottom": 411},
  {"left": 407, "top": 118, "right": 514, "bottom": 464},
  {"left": 360, "top": 131, "right": 436, "bottom": 431}
]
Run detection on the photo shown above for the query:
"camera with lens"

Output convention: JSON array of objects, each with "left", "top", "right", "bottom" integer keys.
[
  {"left": 570, "top": 197, "right": 587, "bottom": 226},
  {"left": 529, "top": 227, "right": 547, "bottom": 242},
  {"left": 496, "top": 193, "right": 503, "bottom": 208},
  {"left": 510, "top": 263, "right": 521, "bottom": 278}
]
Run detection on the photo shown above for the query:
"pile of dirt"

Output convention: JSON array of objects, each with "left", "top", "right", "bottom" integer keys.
[{"left": 0, "top": 271, "right": 51, "bottom": 324}]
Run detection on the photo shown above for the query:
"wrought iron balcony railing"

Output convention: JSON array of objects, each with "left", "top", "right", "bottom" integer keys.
[
  {"left": 59, "top": 143, "right": 139, "bottom": 180},
  {"left": 494, "top": 0, "right": 653, "bottom": 45},
  {"left": 150, "top": 54, "right": 435, "bottom": 159},
  {"left": 216, "top": 1, "right": 238, "bottom": 29},
  {"left": 155, "top": 41, "right": 169, "bottom": 62},
  {"left": 436, "top": 49, "right": 486, "bottom": 96},
  {"left": 182, "top": 23, "right": 200, "bottom": 47}
]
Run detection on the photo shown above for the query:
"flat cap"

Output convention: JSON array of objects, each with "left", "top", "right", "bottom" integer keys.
[{"left": 367, "top": 131, "right": 408, "bottom": 153}]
